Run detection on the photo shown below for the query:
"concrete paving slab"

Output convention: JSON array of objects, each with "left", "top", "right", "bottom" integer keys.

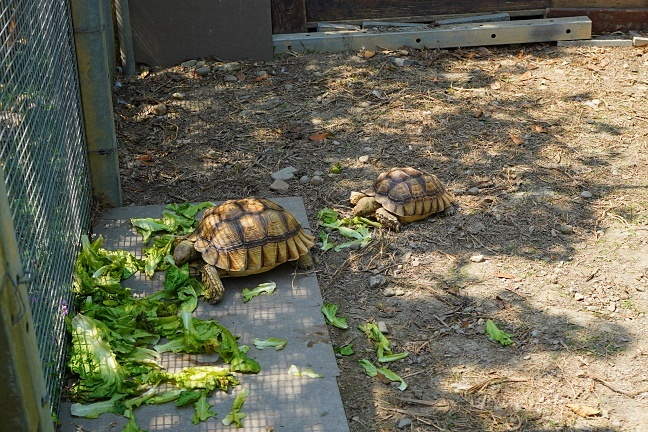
[{"left": 58, "top": 197, "right": 349, "bottom": 432}]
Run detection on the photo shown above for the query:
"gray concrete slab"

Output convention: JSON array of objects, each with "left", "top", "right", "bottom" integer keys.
[{"left": 58, "top": 198, "right": 349, "bottom": 432}]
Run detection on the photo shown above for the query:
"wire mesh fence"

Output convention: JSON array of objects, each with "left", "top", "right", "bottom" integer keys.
[{"left": 0, "top": 0, "right": 92, "bottom": 417}]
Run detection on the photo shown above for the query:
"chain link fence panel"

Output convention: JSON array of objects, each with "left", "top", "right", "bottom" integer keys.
[{"left": 0, "top": 0, "right": 93, "bottom": 417}]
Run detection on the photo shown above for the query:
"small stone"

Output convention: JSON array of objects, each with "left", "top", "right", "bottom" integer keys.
[
  {"left": 358, "top": 155, "right": 370, "bottom": 163},
  {"left": 313, "top": 170, "right": 324, "bottom": 177},
  {"left": 257, "top": 70, "right": 268, "bottom": 77},
  {"left": 284, "top": 83, "right": 294, "bottom": 90},
  {"left": 394, "top": 288, "right": 405, "bottom": 296},
  {"left": 221, "top": 62, "right": 241, "bottom": 72},
  {"left": 581, "top": 190, "right": 593, "bottom": 198},
  {"left": 223, "top": 75, "right": 238, "bottom": 82},
  {"left": 383, "top": 288, "right": 396, "bottom": 297},
  {"left": 310, "top": 176, "right": 324, "bottom": 186},
  {"left": 271, "top": 166, "right": 297, "bottom": 181},
  {"left": 377, "top": 321, "right": 389, "bottom": 334},
  {"left": 196, "top": 66, "right": 211, "bottom": 76},
  {"left": 574, "top": 292, "right": 585, "bottom": 301},
  {"left": 558, "top": 224, "right": 573, "bottom": 235},
  {"left": 181, "top": 59, "right": 197, "bottom": 67},
  {"left": 369, "top": 275, "right": 386, "bottom": 288},
  {"left": 172, "top": 92, "right": 185, "bottom": 100},
  {"left": 270, "top": 179, "right": 290, "bottom": 191},
  {"left": 361, "top": 146, "right": 373, "bottom": 153},
  {"left": 151, "top": 103, "right": 167, "bottom": 116},
  {"left": 607, "top": 303, "right": 617, "bottom": 312},
  {"left": 195, "top": 61, "right": 206, "bottom": 68},
  {"left": 392, "top": 57, "right": 417, "bottom": 67},
  {"left": 467, "top": 187, "right": 480, "bottom": 195},
  {"left": 299, "top": 175, "right": 310, "bottom": 184},
  {"left": 350, "top": 242, "right": 361, "bottom": 250},
  {"left": 396, "top": 418, "right": 412, "bottom": 429},
  {"left": 470, "top": 255, "right": 485, "bottom": 263}
]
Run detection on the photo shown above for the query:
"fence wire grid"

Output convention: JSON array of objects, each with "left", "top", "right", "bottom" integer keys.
[{"left": 0, "top": 0, "right": 93, "bottom": 417}]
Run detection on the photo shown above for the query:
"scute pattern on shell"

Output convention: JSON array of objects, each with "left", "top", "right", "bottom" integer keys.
[
  {"left": 371, "top": 167, "right": 453, "bottom": 218},
  {"left": 187, "top": 198, "right": 314, "bottom": 273}
]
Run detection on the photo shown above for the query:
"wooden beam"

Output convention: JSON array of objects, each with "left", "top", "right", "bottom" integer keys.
[
  {"left": 304, "top": 0, "right": 550, "bottom": 22},
  {"left": 545, "top": 8, "right": 648, "bottom": 32},
  {"left": 274, "top": 16, "right": 591, "bottom": 54},
  {"left": 306, "top": 9, "right": 547, "bottom": 28},
  {"left": 272, "top": 0, "right": 307, "bottom": 33},
  {"left": 552, "top": 0, "right": 648, "bottom": 7}
]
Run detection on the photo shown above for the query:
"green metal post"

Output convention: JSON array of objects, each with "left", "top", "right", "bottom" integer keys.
[
  {"left": 71, "top": 0, "right": 123, "bottom": 207},
  {"left": 0, "top": 169, "right": 55, "bottom": 432}
]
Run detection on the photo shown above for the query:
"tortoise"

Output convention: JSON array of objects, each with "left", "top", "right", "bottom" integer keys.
[
  {"left": 349, "top": 167, "right": 455, "bottom": 231},
  {"left": 173, "top": 197, "right": 315, "bottom": 304}
]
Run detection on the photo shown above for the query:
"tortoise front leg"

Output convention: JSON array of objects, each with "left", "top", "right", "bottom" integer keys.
[
  {"left": 200, "top": 265, "right": 226, "bottom": 304},
  {"left": 375, "top": 207, "right": 402, "bottom": 232}
]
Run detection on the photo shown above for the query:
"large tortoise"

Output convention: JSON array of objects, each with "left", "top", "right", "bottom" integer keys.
[
  {"left": 173, "top": 197, "right": 314, "bottom": 303},
  {"left": 350, "top": 167, "right": 455, "bottom": 231}
]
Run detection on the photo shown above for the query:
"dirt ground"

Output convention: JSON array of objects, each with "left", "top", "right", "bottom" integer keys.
[{"left": 113, "top": 40, "right": 648, "bottom": 431}]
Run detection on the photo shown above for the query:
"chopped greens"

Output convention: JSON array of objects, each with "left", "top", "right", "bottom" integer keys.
[
  {"left": 288, "top": 365, "right": 323, "bottom": 378},
  {"left": 253, "top": 337, "right": 287, "bottom": 350},
  {"left": 67, "top": 203, "right": 261, "bottom": 427},
  {"left": 222, "top": 388, "right": 250, "bottom": 427},
  {"left": 485, "top": 319, "right": 514, "bottom": 346},
  {"left": 315, "top": 208, "right": 380, "bottom": 252},
  {"left": 242, "top": 282, "right": 277, "bottom": 302},
  {"left": 359, "top": 322, "right": 408, "bottom": 363},
  {"left": 321, "top": 303, "right": 348, "bottom": 329},
  {"left": 334, "top": 343, "right": 355, "bottom": 356},
  {"left": 357, "top": 360, "right": 407, "bottom": 391}
]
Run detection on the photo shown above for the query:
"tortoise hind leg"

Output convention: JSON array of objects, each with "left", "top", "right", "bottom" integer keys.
[{"left": 200, "top": 265, "right": 226, "bottom": 304}]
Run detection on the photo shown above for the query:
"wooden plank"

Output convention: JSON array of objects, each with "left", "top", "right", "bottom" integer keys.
[
  {"left": 552, "top": 0, "right": 648, "bottom": 7},
  {"left": 318, "top": 22, "right": 361, "bottom": 31},
  {"left": 305, "top": 0, "right": 550, "bottom": 22},
  {"left": 363, "top": 21, "right": 427, "bottom": 28},
  {"left": 546, "top": 8, "right": 648, "bottom": 32},
  {"left": 306, "top": 9, "right": 547, "bottom": 27},
  {"left": 436, "top": 12, "right": 510, "bottom": 25},
  {"left": 273, "top": 16, "right": 591, "bottom": 53},
  {"left": 272, "top": 0, "right": 307, "bottom": 33}
]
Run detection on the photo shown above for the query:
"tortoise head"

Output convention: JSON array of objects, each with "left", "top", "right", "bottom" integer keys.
[{"left": 172, "top": 239, "right": 198, "bottom": 265}]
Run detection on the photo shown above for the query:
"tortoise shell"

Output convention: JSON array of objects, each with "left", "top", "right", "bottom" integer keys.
[
  {"left": 369, "top": 167, "right": 453, "bottom": 221},
  {"left": 187, "top": 197, "right": 314, "bottom": 273}
]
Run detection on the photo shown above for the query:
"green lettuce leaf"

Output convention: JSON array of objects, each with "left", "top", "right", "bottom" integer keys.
[
  {"left": 242, "top": 282, "right": 276, "bottom": 302},
  {"left": 222, "top": 388, "right": 249, "bottom": 427},
  {"left": 253, "top": 337, "right": 287, "bottom": 350},
  {"left": 321, "top": 303, "right": 348, "bottom": 329},
  {"left": 485, "top": 320, "right": 513, "bottom": 346},
  {"left": 192, "top": 392, "right": 217, "bottom": 424}
]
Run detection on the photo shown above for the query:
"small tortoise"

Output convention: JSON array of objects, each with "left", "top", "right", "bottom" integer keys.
[
  {"left": 349, "top": 167, "right": 454, "bottom": 231},
  {"left": 173, "top": 197, "right": 314, "bottom": 304}
]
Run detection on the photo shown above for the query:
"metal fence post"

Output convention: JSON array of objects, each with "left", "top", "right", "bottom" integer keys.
[
  {"left": 71, "top": 0, "right": 123, "bottom": 207},
  {"left": 0, "top": 169, "right": 55, "bottom": 432}
]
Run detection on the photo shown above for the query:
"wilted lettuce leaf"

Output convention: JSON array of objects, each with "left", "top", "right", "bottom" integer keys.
[
  {"left": 359, "top": 322, "right": 408, "bottom": 363},
  {"left": 485, "top": 319, "right": 513, "bottom": 346},
  {"left": 253, "top": 337, "right": 287, "bottom": 350},
  {"left": 242, "top": 282, "right": 276, "bottom": 302},
  {"left": 321, "top": 303, "right": 348, "bottom": 329},
  {"left": 222, "top": 388, "right": 249, "bottom": 427},
  {"left": 192, "top": 392, "right": 217, "bottom": 424}
]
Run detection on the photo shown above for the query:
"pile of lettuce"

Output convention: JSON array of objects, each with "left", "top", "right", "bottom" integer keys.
[{"left": 67, "top": 202, "right": 259, "bottom": 429}]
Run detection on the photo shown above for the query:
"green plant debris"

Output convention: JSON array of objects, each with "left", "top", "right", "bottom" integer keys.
[
  {"left": 357, "top": 360, "right": 407, "bottom": 391},
  {"left": 334, "top": 343, "right": 355, "bottom": 356},
  {"left": 330, "top": 162, "right": 342, "bottom": 174},
  {"left": 321, "top": 303, "right": 349, "bottom": 329},
  {"left": 288, "top": 365, "right": 323, "bottom": 378},
  {"left": 222, "top": 388, "right": 250, "bottom": 427},
  {"left": 253, "top": 337, "right": 287, "bottom": 350},
  {"left": 131, "top": 201, "right": 214, "bottom": 243},
  {"left": 485, "top": 319, "right": 514, "bottom": 346},
  {"left": 359, "top": 322, "right": 408, "bottom": 363},
  {"left": 67, "top": 206, "right": 260, "bottom": 426},
  {"left": 316, "top": 208, "right": 380, "bottom": 252},
  {"left": 192, "top": 391, "right": 217, "bottom": 425},
  {"left": 242, "top": 282, "right": 276, "bottom": 302}
]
